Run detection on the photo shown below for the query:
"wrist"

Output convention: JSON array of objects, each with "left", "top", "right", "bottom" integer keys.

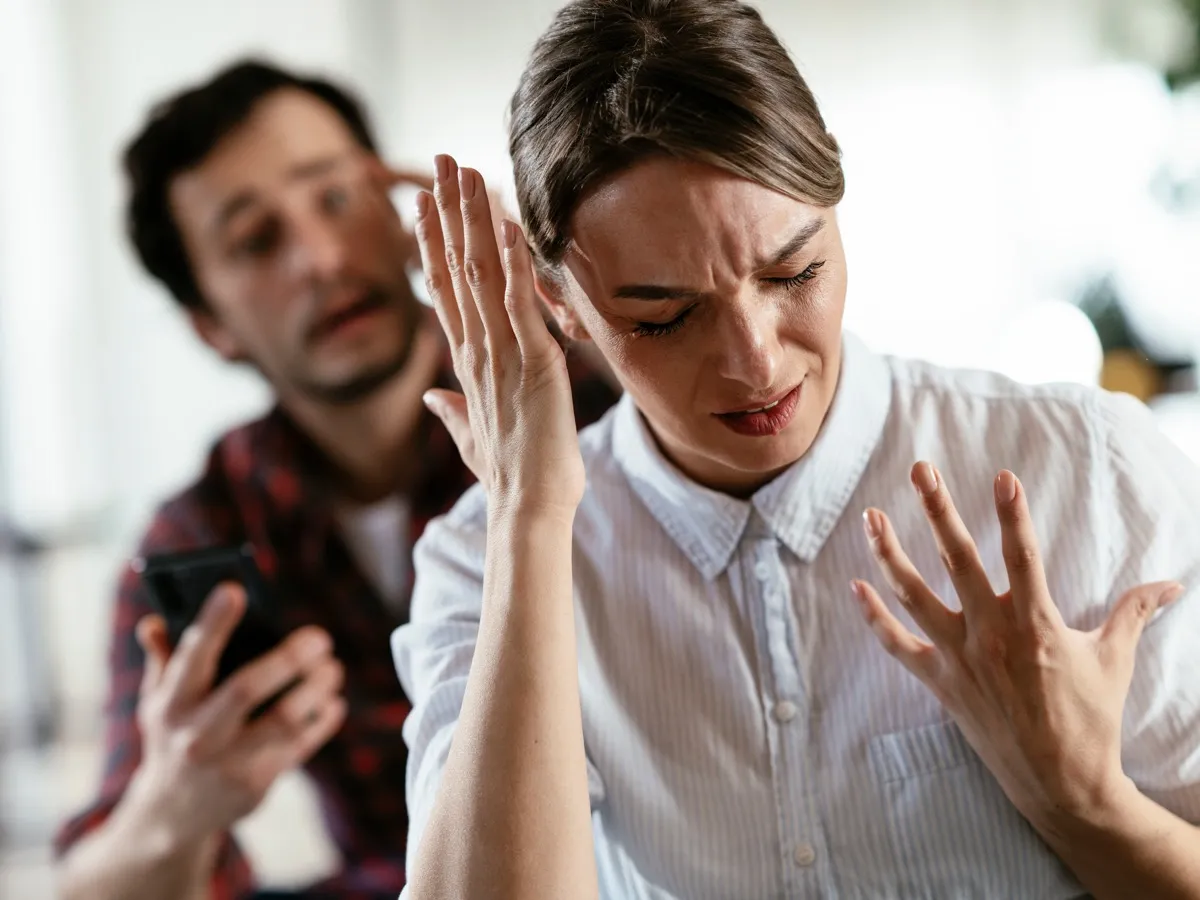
[
  {"left": 1032, "top": 770, "right": 1143, "bottom": 845},
  {"left": 112, "top": 771, "right": 213, "bottom": 864},
  {"left": 488, "top": 494, "right": 579, "bottom": 528}
]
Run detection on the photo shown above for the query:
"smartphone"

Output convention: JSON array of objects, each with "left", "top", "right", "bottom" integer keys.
[{"left": 133, "top": 544, "right": 285, "bottom": 687}]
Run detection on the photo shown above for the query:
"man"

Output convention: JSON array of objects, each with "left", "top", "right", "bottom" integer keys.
[{"left": 53, "top": 59, "right": 619, "bottom": 900}]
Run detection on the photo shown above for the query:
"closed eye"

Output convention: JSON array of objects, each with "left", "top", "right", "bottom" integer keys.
[
  {"left": 767, "top": 260, "right": 825, "bottom": 290},
  {"left": 632, "top": 304, "right": 697, "bottom": 338}
]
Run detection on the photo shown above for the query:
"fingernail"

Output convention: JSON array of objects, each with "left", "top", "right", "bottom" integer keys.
[
  {"left": 501, "top": 219, "right": 517, "bottom": 249},
  {"left": 849, "top": 579, "right": 864, "bottom": 601},
  {"left": 1161, "top": 582, "right": 1186, "bottom": 605},
  {"left": 415, "top": 191, "right": 430, "bottom": 219},
  {"left": 206, "top": 583, "right": 235, "bottom": 614},
  {"left": 434, "top": 154, "right": 450, "bottom": 182},
  {"left": 995, "top": 470, "right": 1017, "bottom": 504},
  {"left": 862, "top": 509, "right": 881, "bottom": 539},
  {"left": 422, "top": 391, "right": 441, "bottom": 413},
  {"left": 458, "top": 167, "right": 475, "bottom": 200},
  {"left": 913, "top": 462, "right": 938, "bottom": 496},
  {"left": 300, "top": 629, "right": 332, "bottom": 657}
]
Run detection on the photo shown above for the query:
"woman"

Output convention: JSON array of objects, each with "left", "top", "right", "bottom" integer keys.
[{"left": 393, "top": 1, "right": 1200, "bottom": 897}]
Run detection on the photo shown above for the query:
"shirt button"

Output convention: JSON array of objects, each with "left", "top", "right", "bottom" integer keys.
[
  {"left": 753, "top": 561, "right": 771, "bottom": 581},
  {"left": 793, "top": 842, "right": 817, "bottom": 867},
  {"left": 772, "top": 700, "right": 798, "bottom": 723}
]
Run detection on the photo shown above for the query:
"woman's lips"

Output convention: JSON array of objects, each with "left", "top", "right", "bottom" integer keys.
[{"left": 714, "top": 383, "right": 803, "bottom": 437}]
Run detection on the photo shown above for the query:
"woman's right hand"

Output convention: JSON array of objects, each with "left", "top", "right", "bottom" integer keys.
[{"left": 416, "top": 154, "right": 585, "bottom": 518}]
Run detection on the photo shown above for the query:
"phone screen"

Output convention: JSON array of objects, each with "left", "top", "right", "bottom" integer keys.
[{"left": 134, "top": 544, "right": 284, "bottom": 685}]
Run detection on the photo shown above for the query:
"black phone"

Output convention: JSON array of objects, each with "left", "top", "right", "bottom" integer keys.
[{"left": 133, "top": 544, "right": 284, "bottom": 686}]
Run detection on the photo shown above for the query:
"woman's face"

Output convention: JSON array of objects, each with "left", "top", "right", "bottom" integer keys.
[{"left": 549, "top": 157, "right": 848, "bottom": 495}]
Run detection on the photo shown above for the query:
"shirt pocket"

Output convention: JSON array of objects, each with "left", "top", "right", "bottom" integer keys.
[{"left": 868, "top": 719, "right": 1087, "bottom": 900}]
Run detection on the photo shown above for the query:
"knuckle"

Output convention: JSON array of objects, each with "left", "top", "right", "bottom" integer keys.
[
  {"left": 939, "top": 545, "right": 976, "bottom": 576},
  {"left": 464, "top": 256, "right": 493, "bottom": 288},
  {"left": 180, "top": 727, "right": 207, "bottom": 763},
  {"left": 923, "top": 492, "right": 950, "bottom": 519},
  {"left": 460, "top": 198, "right": 485, "bottom": 224},
  {"left": 1025, "top": 622, "right": 1057, "bottom": 663},
  {"left": 1133, "top": 594, "right": 1156, "bottom": 620},
  {"left": 1005, "top": 544, "right": 1040, "bottom": 573},
  {"left": 444, "top": 246, "right": 463, "bottom": 277},
  {"left": 424, "top": 268, "right": 446, "bottom": 296},
  {"left": 224, "top": 674, "right": 257, "bottom": 710}
]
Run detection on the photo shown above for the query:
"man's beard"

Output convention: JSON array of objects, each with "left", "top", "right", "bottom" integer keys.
[{"left": 295, "top": 290, "right": 424, "bottom": 406}]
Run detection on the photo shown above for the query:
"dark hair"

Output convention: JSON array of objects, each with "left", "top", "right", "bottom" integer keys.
[
  {"left": 509, "top": 0, "right": 844, "bottom": 276},
  {"left": 123, "top": 58, "right": 379, "bottom": 309}
]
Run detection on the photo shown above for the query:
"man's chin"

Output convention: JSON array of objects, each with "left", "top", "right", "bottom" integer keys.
[{"left": 298, "top": 354, "right": 410, "bottom": 406}]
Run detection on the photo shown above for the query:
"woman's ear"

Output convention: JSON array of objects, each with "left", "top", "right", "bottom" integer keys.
[{"left": 534, "top": 270, "right": 591, "bottom": 342}]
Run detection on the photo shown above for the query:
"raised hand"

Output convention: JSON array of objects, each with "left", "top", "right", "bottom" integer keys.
[
  {"left": 852, "top": 462, "right": 1183, "bottom": 823},
  {"left": 414, "top": 154, "right": 584, "bottom": 516}
]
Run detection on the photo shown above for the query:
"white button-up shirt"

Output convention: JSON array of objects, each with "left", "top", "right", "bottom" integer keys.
[{"left": 393, "top": 332, "right": 1200, "bottom": 899}]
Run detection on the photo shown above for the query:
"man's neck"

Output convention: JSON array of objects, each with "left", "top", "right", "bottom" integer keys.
[{"left": 280, "top": 323, "right": 445, "bottom": 504}]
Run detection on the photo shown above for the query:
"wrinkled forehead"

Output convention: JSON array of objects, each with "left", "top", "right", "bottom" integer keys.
[{"left": 566, "top": 157, "right": 816, "bottom": 288}]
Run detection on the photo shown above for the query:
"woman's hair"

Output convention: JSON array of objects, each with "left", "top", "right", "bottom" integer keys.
[{"left": 508, "top": 0, "right": 845, "bottom": 276}]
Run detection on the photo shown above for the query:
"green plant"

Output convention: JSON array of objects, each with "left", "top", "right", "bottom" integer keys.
[{"left": 1167, "top": 0, "right": 1200, "bottom": 89}]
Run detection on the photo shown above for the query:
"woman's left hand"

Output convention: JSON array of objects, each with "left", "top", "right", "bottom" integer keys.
[{"left": 853, "top": 462, "right": 1184, "bottom": 826}]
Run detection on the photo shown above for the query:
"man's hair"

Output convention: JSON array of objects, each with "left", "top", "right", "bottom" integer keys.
[
  {"left": 123, "top": 58, "right": 379, "bottom": 310},
  {"left": 509, "top": 0, "right": 845, "bottom": 278}
]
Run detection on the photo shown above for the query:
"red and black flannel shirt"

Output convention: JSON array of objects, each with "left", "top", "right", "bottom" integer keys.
[{"left": 54, "top": 353, "right": 619, "bottom": 899}]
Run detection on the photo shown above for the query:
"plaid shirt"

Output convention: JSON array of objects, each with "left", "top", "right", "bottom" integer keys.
[{"left": 54, "top": 352, "right": 620, "bottom": 899}]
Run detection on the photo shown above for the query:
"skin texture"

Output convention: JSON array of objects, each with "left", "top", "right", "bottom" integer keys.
[
  {"left": 418, "top": 154, "right": 1200, "bottom": 899},
  {"left": 541, "top": 157, "right": 847, "bottom": 496},
  {"left": 172, "top": 88, "right": 421, "bottom": 406},
  {"left": 856, "top": 463, "right": 1200, "bottom": 899},
  {"left": 409, "top": 158, "right": 597, "bottom": 900}
]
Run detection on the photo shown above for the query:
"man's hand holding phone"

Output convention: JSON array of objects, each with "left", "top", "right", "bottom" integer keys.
[{"left": 117, "top": 582, "right": 346, "bottom": 854}]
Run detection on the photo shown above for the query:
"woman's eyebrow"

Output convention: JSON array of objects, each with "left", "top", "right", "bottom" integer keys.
[
  {"left": 756, "top": 218, "right": 825, "bottom": 269},
  {"left": 609, "top": 218, "right": 826, "bottom": 300}
]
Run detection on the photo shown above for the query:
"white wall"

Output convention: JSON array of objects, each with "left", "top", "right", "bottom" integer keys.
[
  {"left": 389, "top": 0, "right": 1190, "bottom": 370},
  {"left": 2, "top": 0, "right": 1186, "bottom": 723},
  {"left": 3, "top": 0, "right": 1187, "bottom": 543}
]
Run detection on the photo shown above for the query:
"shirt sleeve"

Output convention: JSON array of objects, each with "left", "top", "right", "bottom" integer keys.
[
  {"left": 1097, "top": 390, "right": 1200, "bottom": 823},
  {"left": 52, "top": 519, "right": 255, "bottom": 900},
  {"left": 392, "top": 487, "right": 606, "bottom": 880}
]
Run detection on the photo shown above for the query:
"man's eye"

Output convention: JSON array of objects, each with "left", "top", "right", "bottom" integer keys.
[
  {"left": 234, "top": 226, "right": 278, "bottom": 258},
  {"left": 321, "top": 185, "right": 352, "bottom": 214}
]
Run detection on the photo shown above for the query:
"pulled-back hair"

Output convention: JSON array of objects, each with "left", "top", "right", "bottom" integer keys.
[{"left": 509, "top": 0, "right": 844, "bottom": 276}]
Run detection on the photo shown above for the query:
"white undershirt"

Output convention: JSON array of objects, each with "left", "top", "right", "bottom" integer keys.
[{"left": 334, "top": 495, "right": 410, "bottom": 615}]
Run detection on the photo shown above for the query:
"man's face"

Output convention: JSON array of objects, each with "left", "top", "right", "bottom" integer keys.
[
  {"left": 554, "top": 157, "right": 848, "bottom": 496},
  {"left": 170, "top": 88, "right": 419, "bottom": 405}
]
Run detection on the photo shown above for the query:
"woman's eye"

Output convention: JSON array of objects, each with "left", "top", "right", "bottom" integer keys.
[
  {"left": 769, "top": 260, "right": 826, "bottom": 290},
  {"left": 632, "top": 305, "right": 696, "bottom": 338}
]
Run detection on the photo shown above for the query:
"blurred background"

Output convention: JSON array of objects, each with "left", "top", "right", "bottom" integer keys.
[{"left": 1, "top": 0, "right": 1198, "bottom": 894}]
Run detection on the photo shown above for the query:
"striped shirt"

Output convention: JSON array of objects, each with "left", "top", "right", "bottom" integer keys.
[{"left": 393, "top": 331, "right": 1200, "bottom": 899}]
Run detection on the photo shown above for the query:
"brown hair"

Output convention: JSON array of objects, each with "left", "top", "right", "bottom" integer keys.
[{"left": 508, "top": 0, "right": 845, "bottom": 276}]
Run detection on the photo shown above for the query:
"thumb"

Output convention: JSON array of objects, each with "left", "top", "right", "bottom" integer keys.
[
  {"left": 1101, "top": 580, "right": 1185, "bottom": 651},
  {"left": 423, "top": 389, "right": 487, "bottom": 487},
  {"left": 136, "top": 613, "right": 171, "bottom": 695}
]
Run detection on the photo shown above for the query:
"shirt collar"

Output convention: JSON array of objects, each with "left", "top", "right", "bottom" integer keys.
[{"left": 612, "top": 331, "right": 892, "bottom": 580}]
